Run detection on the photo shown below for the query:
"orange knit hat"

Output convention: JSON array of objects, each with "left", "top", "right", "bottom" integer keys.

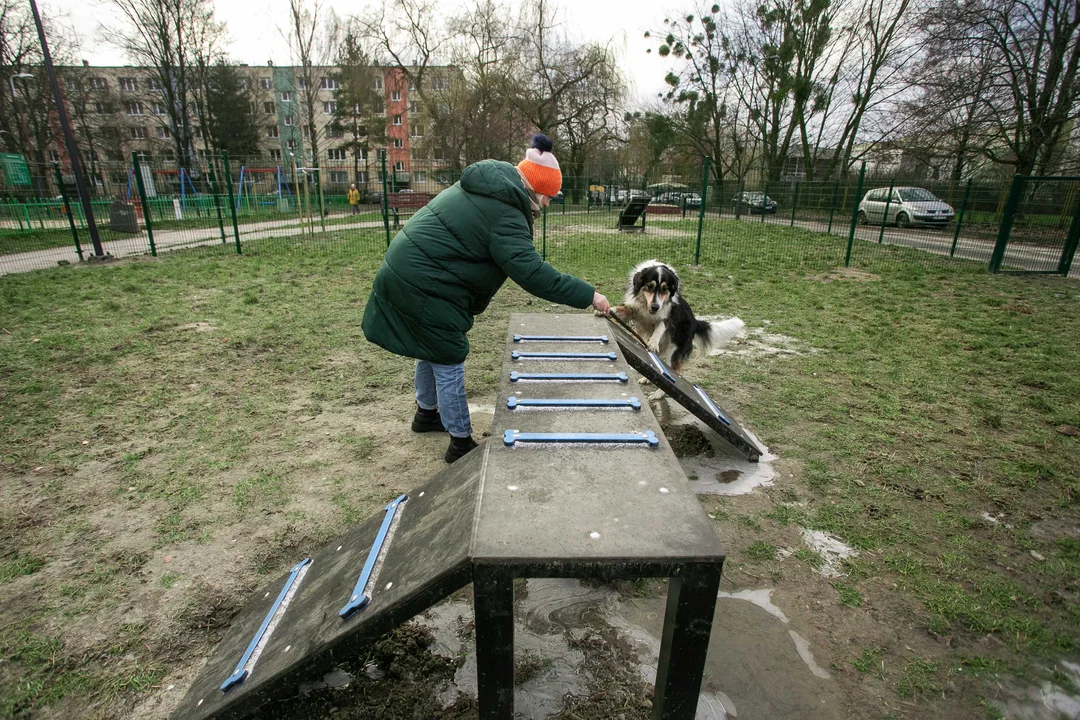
[{"left": 517, "top": 134, "right": 562, "bottom": 198}]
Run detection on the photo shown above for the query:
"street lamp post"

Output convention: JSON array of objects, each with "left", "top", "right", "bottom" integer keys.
[
  {"left": 27, "top": 0, "right": 105, "bottom": 257},
  {"left": 8, "top": 73, "right": 37, "bottom": 193}
]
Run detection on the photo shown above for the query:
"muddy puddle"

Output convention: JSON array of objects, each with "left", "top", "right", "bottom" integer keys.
[
  {"left": 415, "top": 579, "right": 842, "bottom": 719},
  {"left": 650, "top": 395, "right": 777, "bottom": 497}
]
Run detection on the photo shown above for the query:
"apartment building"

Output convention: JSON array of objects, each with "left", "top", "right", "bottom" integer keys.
[{"left": 60, "top": 61, "right": 448, "bottom": 194}]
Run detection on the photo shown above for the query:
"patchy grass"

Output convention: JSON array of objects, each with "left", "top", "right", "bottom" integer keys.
[{"left": 0, "top": 220, "right": 1078, "bottom": 718}]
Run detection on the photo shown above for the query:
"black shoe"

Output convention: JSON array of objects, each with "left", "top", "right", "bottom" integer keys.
[
  {"left": 444, "top": 435, "right": 479, "bottom": 463},
  {"left": 411, "top": 405, "right": 445, "bottom": 433}
]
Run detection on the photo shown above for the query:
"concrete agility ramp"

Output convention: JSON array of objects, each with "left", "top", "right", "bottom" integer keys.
[{"left": 175, "top": 314, "right": 725, "bottom": 720}]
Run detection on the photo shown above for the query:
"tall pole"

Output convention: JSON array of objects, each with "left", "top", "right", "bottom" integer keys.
[{"left": 28, "top": 0, "right": 105, "bottom": 258}]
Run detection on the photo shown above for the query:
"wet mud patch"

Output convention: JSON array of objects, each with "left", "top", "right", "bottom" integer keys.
[{"left": 664, "top": 422, "right": 715, "bottom": 459}]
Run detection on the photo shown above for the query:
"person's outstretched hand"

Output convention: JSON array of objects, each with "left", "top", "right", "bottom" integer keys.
[{"left": 592, "top": 292, "right": 611, "bottom": 316}]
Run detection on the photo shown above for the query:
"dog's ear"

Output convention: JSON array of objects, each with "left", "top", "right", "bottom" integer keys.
[
  {"left": 667, "top": 269, "right": 679, "bottom": 295},
  {"left": 632, "top": 270, "right": 646, "bottom": 294}
]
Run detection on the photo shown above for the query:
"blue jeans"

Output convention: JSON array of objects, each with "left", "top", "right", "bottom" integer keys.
[{"left": 414, "top": 360, "right": 472, "bottom": 438}]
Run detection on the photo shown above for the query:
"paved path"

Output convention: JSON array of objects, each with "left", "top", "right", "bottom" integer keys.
[
  {"left": 725, "top": 213, "right": 1077, "bottom": 277},
  {"left": 0, "top": 217, "right": 385, "bottom": 276},
  {"left": 1, "top": 206, "right": 1074, "bottom": 278}
]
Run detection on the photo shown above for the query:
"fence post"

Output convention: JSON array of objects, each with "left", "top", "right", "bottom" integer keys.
[
  {"left": 989, "top": 174, "right": 1023, "bottom": 273},
  {"left": 313, "top": 158, "right": 326, "bottom": 232},
  {"left": 761, "top": 181, "right": 769, "bottom": 224},
  {"left": 845, "top": 162, "right": 867, "bottom": 267},
  {"left": 826, "top": 180, "right": 840, "bottom": 234},
  {"left": 53, "top": 162, "right": 84, "bottom": 261},
  {"left": 950, "top": 178, "right": 973, "bottom": 258},
  {"left": 878, "top": 178, "right": 895, "bottom": 244},
  {"left": 1056, "top": 186, "right": 1080, "bottom": 276},
  {"left": 695, "top": 157, "right": 710, "bottom": 265},
  {"left": 541, "top": 205, "right": 547, "bottom": 261},
  {"left": 291, "top": 157, "right": 305, "bottom": 236},
  {"left": 206, "top": 159, "right": 228, "bottom": 245},
  {"left": 380, "top": 154, "right": 391, "bottom": 248},
  {"left": 790, "top": 181, "right": 799, "bottom": 227},
  {"left": 221, "top": 152, "right": 242, "bottom": 254},
  {"left": 131, "top": 152, "right": 157, "bottom": 257},
  {"left": 735, "top": 178, "right": 744, "bottom": 221}
]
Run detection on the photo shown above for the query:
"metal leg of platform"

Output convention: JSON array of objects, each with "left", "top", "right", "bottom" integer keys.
[
  {"left": 652, "top": 564, "right": 723, "bottom": 719},
  {"left": 474, "top": 566, "right": 515, "bottom": 720}
]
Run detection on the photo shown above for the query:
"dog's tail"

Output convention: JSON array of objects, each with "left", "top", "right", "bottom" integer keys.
[{"left": 693, "top": 317, "right": 745, "bottom": 355}]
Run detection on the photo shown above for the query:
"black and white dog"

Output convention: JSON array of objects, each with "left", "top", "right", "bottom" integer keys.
[{"left": 613, "top": 259, "right": 744, "bottom": 372}]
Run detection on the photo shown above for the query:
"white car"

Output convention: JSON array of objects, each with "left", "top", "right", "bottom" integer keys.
[{"left": 857, "top": 186, "right": 955, "bottom": 228}]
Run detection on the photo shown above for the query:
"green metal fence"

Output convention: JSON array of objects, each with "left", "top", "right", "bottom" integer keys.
[{"left": 2, "top": 155, "right": 1078, "bottom": 281}]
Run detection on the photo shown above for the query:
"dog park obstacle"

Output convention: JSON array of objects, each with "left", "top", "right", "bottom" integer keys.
[
  {"left": 619, "top": 195, "right": 650, "bottom": 232},
  {"left": 174, "top": 313, "right": 726, "bottom": 720},
  {"left": 608, "top": 318, "right": 765, "bottom": 462}
]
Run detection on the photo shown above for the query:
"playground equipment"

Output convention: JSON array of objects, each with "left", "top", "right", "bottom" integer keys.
[{"left": 174, "top": 313, "right": 730, "bottom": 720}]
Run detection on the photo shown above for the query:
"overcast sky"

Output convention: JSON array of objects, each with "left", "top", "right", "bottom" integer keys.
[{"left": 43, "top": 0, "right": 674, "bottom": 107}]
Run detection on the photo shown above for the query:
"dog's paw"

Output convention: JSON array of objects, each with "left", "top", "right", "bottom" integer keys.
[{"left": 647, "top": 341, "right": 662, "bottom": 354}]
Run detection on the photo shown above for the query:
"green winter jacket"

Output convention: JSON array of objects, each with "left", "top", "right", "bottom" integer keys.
[{"left": 362, "top": 160, "right": 595, "bottom": 364}]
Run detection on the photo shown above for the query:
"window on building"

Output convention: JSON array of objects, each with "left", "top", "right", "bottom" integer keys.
[
  {"left": 412, "top": 171, "right": 427, "bottom": 184},
  {"left": 126, "top": 102, "right": 143, "bottom": 115},
  {"left": 269, "top": 149, "right": 282, "bottom": 161},
  {"left": 408, "top": 100, "right": 420, "bottom": 114},
  {"left": 373, "top": 100, "right": 384, "bottom": 115},
  {"left": 284, "top": 115, "right": 294, "bottom": 126},
  {"left": 268, "top": 126, "right": 280, "bottom": 138},
  {"left": 281, "top": 91, "right": 292, "bottom": 102},
  {"left": 327, "top": 127, "right": 344, "bottom": 139},
  {"left": 391, "top": 90, "right": 401, "bottom": 102},
  {"left": 47, "top": 149, "right": 59, "bottom": 162},
  {"left": 119, "top": 77, "right": 137, "bottom": 92},
  {"left": 297, "top": 77, "right": 307, "bottom": 89},
  {"left": 264, "top": 101, "right": 275, "bottom": 115},
  {"left": 327, "top": 148, "right": 346, "bottom": 161},
  {"left": 130, "top": 126, "right": 147, "bottom": 139},
  {"left": 194, "top": 126, "right": 204, "bottom": 139},
  {"left": 357, "top": 171, "right": 368, "bottom": 184},
  {"left": 392, "top": 138, "right": 404, "bottom": 149},
  {"left": 431, "top": 77, "right": 445, "bottom": 90},
  {"left": 376, "top": 149, "right": 386, "bottom": 161},
  {"left": 321, "top": 77, "right": 340, "bottom": 90},
  {"left": 330, "top": 171, "right": 348, "bottom": 183},
  {"left": 301, "top": 126, "right": 310, "bottom": 139},
  {"left": 146, "top": 78, "right": 162, "bottom": 91},
  {"left": 393, "top": 114, "right": 402, "bottom": 126},
  {"left": 238, "top": 78, "right": 248, "bottom": 89},
  {"left": 92, "top": 77, "right": 107, "bottom": 90},
  {"left": 261, "top": 78, "right": 272, "bottom": 90},
  {"left": 93, "top": 102, "right": 107, "bottom": 114},
  {"left": 157, "top": 126, "right": 170, "bottom": 139},
  {"left": 287, "top": 139, "right": 297, "bottom": 150},
  {"left": 323, "top": 101, "right": 337, "bottom": 114},
  {"left": 152, "top": 103, "right": 166, "bottom": 116},
  {"left": 393, "top": 160, "right": 405, "bottom": 171},
  {"left": 409, "top": 80, "right": 416, "bottom": 91},
  {"left": 356, "top": 148, "right": 367, "bottom": 160},
  {"left": 374, "top": 77, "right": 383, "bottom": 90},
  {"left": 433, "top": 146, "right": 447, "bottom": 160},
  {"left": 410, "top": 124, "right": 423, "bottom": 137}
]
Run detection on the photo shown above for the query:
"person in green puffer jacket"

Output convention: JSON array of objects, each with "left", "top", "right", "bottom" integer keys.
[{"left": 362, "top": 135, "right": 611, "bottom": 463}]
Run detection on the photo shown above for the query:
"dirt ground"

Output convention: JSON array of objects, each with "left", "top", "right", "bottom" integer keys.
[{"left": 2, "top": 246, "right": 1079, "bottom": 720}]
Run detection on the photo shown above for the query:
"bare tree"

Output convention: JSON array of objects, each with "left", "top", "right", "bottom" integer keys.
[
  {"left": 102, "top": 0, "right": 223, "bottom": 169},
  {"left": 925, "top": 0, "right": 1080, "bottom": 177},
  {"left": 284, "top": 0, "right": 340, "bottom": 170}
]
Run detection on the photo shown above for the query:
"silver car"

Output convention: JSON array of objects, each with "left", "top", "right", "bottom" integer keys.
[{"left": 857, "top": 186, "right": 955, "bottom": 228}]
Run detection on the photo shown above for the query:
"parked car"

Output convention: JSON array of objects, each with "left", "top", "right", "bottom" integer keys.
[
  {"left": 656, "top": 192, "right": 684, "bottom": 205},
  {"left": 551, "top": 191, "right": 564, "bottom": 204},
  {"left": 682, "top": 193, "right": 702, "bottom": 209},
  {"left": 732, "top": 192, "right": 777, "bottom": 214},
  {"left": 857, "top": 186, "right": 954, "bottom": 228},
  {"left": 613, "top": 190, "right": 630, "bottom": 205}
]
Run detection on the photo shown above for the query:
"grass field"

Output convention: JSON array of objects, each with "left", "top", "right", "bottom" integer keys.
[{"left": 0, "top": 222, "right": 1078, "bottom": 719}]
